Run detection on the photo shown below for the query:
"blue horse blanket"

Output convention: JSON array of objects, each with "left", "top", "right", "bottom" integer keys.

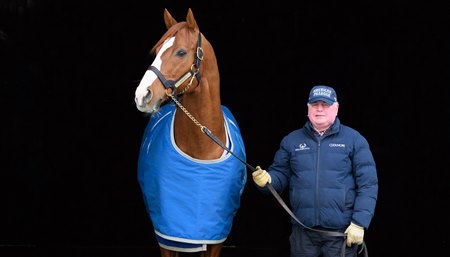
[{"left": 137, "top": 103, "right": 247, "bottom": 251}]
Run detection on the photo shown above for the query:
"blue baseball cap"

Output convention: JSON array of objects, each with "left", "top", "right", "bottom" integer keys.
[{"left": 308, "top": 85, "right": 338, "bottom": 105}]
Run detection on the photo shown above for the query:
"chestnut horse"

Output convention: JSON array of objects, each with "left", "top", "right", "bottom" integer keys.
[{"left": 134, "top": 8, "right": 247, "bottom": 257}]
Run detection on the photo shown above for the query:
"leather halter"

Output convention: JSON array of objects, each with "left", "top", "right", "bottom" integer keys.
[{"left": 148, "top": 32, "right": 203, "bottom": 100}]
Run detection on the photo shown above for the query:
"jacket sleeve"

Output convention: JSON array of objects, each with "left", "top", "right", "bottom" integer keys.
[
  {"left": 351, "top": 134, "right": 378, "bottom": 229},
  {"left": 264, "top": 136, "right": 292, "bottom": 194}
]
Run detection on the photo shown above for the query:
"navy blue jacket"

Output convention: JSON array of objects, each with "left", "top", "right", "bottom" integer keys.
[{"left": 264, "top": 117, "right": 378, "bottom": 230}]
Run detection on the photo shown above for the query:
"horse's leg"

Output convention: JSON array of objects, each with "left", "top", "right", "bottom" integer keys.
[
  {"left": 159, "top": 247, "right": 179, "bottom": 257},
  {"left": 200, "top": 243, "right": 222, "bottom": 257}
]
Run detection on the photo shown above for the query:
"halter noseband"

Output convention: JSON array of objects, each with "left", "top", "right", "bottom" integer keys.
[{"left": 148, "top": 32, "right": 203, "bottom": 99}]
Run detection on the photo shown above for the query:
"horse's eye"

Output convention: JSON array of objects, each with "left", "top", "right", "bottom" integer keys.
[{"left": 176, "top": 49, "right": 187, "bottom": 57}]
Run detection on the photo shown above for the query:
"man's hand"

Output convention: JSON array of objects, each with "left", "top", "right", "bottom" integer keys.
[
  {"left": 252, "top": 166, "right": 271, "bottom": 187},
  {"left": 344, "top": 222, "right": 364, "bottom": 247}
]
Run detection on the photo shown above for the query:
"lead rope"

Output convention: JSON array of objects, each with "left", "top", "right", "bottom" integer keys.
[{"left": 166, "top": 91, "right": 367, "bottom": 257}]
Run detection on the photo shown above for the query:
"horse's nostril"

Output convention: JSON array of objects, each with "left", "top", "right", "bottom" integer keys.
[{"left": 143, "top": 90, "right": 152, "bottom": 105}]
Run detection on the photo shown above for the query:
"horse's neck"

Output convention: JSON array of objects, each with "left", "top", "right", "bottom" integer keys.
[{"left": 173, "top": 79, "right": 225, "bottom": 160}]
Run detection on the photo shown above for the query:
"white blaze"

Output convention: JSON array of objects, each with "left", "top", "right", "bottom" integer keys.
[{"left": 135, "top": 37, "right": 175, "bottom": 107}]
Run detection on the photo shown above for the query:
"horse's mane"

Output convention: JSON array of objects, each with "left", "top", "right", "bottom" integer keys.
[{"left": 150, "top": 21, "right": 195, "bottom": 55}]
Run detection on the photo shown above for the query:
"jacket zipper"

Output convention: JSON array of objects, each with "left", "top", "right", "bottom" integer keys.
[{"left": 315, "top": 138, "right": 321, "bottom": 225}]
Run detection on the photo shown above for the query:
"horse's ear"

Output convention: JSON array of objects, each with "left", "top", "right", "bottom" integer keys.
[
  {"left": 186, "top": 8, "right": 198, "bottom": 31},
  {"left": 164, "top": 8, "right": 177, "bottom": 29}
]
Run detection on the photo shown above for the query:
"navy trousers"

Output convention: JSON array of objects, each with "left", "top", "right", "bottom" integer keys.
[{"left": 290, "top": 225, "right": 359, "bottom": 257}]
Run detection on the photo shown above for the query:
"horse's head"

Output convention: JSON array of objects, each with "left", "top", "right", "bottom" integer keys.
[{"left": 135, "top": 8, "right": 204, "bottom": 114}]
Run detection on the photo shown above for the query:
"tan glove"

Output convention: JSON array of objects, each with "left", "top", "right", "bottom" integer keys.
[
  {"left": 252, "top": 166, "right": 271, "bottom": 187},
  {"left": 344, "top": 222, "right": 364, "bottom": 247}
]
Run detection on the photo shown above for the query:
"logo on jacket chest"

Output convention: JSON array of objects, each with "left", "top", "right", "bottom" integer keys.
[
  {"left": 295, "top": 143, "right": 310, "bottom": 151},
  {"left": 329, "top": 143, "right": 346, "bottom": 148}
]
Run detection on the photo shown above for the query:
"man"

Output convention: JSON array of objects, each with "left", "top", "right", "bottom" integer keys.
[{"left": 252, "top": 85, "right": 378, "bottom": 257}]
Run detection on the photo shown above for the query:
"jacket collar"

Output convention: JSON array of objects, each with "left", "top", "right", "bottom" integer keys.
[{"left": 305, "top": 117, "right": 341, "bottom": 136}]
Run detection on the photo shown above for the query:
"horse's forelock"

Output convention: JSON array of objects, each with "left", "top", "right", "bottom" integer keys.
[{"left": 150, "top": 22, "right": 191, "bottom": 55}]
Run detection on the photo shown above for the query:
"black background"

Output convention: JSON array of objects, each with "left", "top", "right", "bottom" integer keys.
[{"left": 1, "top": 0, "right": 449, "bottom": 257}]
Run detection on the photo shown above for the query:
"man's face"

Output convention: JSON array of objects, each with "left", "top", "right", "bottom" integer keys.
[{"left": 307, "top": 101, "right": 339, "bottom": 129}]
